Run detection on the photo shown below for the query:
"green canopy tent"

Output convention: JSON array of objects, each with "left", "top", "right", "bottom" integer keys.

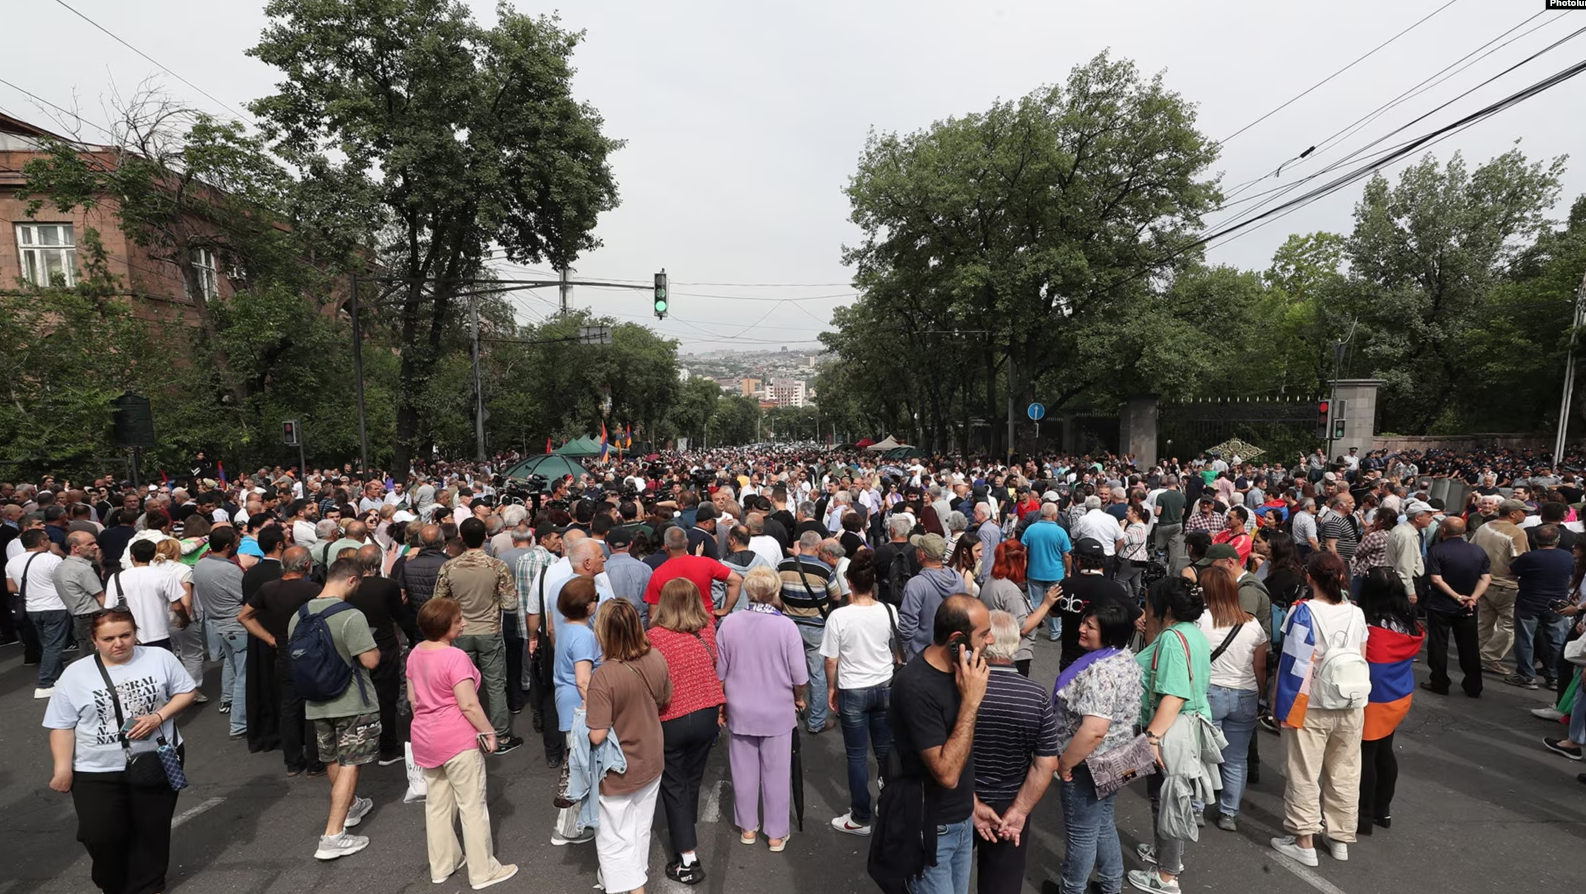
[
  {"left": 501, "top": 454, "right": 591, "bottom": 482},
  {"left": 884, "top": 446, "right": 926, "bottom": 461},
  {"left": 554, "top": 435, "right": 603, "bottom": 458}
]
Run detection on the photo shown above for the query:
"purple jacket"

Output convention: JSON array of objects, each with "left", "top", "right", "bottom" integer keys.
[{"left": 716, "top": 609, "right": 808, "bottom": 736}]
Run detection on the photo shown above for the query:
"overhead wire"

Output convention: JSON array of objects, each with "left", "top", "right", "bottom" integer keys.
[
  {"left": 1218, "top": 0, "right": 1462, "bottom": 145},
  {"left": 49, "top": 0, "right": 255, "bottom": 124}
]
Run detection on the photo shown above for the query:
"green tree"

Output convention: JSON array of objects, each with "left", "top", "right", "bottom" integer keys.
[
  {"left": 710, "top": 394, "right": 762, "bottom": 446},
  {"left": 665, "top": 377, "right": 721, "bottom": 447},
  {"left": 1342, "top": 150, "right": 1566, "bottom": 432},
  {"left": 249, "top": 0, "right": 622, "bottom": 472},
  {"left": 836, "top": 52, "right": 1221, "bottom": 453}
]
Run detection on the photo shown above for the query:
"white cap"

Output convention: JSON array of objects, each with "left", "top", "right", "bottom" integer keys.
[{"left": 1404, "top": 500, "right": 1435, "bottom": 516}]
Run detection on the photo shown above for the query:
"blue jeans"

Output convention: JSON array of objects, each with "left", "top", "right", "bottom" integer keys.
[
  {"left": 28, "top": 609, "right": 71, "bottom": 687},
  {"left": 1027, "top": 580, "right": 1060, "bottom": 640},
  {"left": 837, "top": 685, "right": 892, "bottom": 823},
  {"left": 1515, "top": 611, "right": 1569, "bottom": 683},
  {"left": 1058, "top": 764, "right": 1123, "bottom": 894},
  {"left": 1208, "top": 684, "right": 1259, "bottom": 817},
  {"left": 206, "top": 618, "right": 248, "bottom": 734},
  {"left": 794, "top": 619, "right": 828, "bottom": 731},
  {"left": 909, "top": 817, "right": 972, "bottom": 894}
]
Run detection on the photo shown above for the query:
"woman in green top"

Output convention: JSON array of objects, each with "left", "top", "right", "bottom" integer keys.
[{"left": 1130, "top": 577, "right": 1212, "bottom": 894}]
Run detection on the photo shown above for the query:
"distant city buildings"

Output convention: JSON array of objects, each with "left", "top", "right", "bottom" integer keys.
[{"left": 679, "top": 349, "right": 825, "bottom": 407}]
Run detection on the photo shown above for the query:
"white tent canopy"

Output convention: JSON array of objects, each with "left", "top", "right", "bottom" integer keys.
[{"left": 866, "top": 435, "right": 905, "bottom": 452}]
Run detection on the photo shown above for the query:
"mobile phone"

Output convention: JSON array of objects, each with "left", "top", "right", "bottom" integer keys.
[
  {"left": 120, "top": 717, "right": 139, "bottom": 736},
  {"left": 477, "top": 732, "right": 493, "bottom": 753}
]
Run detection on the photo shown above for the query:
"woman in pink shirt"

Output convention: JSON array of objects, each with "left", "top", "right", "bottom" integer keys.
[{"left": 407, "top": 598, "right": 517, "bottom": 890}]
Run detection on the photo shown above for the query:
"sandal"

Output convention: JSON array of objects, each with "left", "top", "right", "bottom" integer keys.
[
  {"left": 769, "top": 831, "right": 791, "bottom": 853},
  {"left": 739, "top": 829, "right": 757, "bottom": 845}
]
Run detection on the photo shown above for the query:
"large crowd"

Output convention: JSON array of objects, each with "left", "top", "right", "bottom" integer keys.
[{"left": 8, "top": 441, "right": 1586, "bottom": 894}]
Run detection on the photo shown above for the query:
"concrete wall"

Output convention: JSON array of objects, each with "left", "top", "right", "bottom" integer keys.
[
  {"left": 1371, "top": 434, "right": 1553, "bottom": 453},
  {"left": 1331, "top": 379, "right": 1383, "bottom": 457},
  {"left": 1118, "top": 395, "right": 1158, "bottom": 468}
]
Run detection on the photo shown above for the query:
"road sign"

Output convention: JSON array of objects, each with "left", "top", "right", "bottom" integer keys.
[{"left": 1027, "top": 402, "right": 1045, "bottom": 421}]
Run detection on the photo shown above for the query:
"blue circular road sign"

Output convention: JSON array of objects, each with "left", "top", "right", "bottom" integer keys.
[{"left": 1027, "top": 402, "right": 1045, "bottom": 421}]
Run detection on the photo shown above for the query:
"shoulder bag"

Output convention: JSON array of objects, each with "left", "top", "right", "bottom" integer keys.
[
  {"left": 93, "top": 654, "right": 187, "bottom": 790},
  {"left": 1086, "top": 628, "right": 1191, "bottom": 798}
]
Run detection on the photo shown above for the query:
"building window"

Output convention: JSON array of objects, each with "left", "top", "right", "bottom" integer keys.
[
  {"left": 15, "top": 223, "right": 77, "bottom": 286},
  {"left": 190, "top": 247, "right": 218, "bottom": 300}
]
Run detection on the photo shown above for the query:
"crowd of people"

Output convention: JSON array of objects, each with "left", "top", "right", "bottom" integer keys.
[{"left": 8, "top": 439, "right": 1586, "bottom": 894}]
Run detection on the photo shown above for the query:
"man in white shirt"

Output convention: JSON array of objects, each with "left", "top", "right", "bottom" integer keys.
[
  {"left": 1071, "top": 495, "right": 1126, "bottom": 572},
  {"left": 746, "top": 513, "right": 785, "bottom": 568},
  {"left": 291, "top": 499, "right": 321, "bottom": 552},
  {"left": 6, "top": 528, "right": 68, "bottom": 697},
  {"left": 106, "top": 538, "right": 190, "bottom": 649}
]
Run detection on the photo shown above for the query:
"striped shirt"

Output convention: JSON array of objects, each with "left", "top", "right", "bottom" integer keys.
[
  {"left": 971, "top": 665, "right": 1060, "bottom": 804},
  {"left": 1320, "top": 509, "right": 1362, "bottom": 561}
]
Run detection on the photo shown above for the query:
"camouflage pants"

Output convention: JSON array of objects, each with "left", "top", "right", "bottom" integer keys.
[{"left": 314, "top": 712, "right": 382, "bottom": 767}]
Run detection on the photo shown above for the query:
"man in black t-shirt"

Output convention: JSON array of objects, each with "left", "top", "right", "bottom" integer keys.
[
  {"left": 237, "top": 546, "right": 324, "bottom": 776},
  {"left": 1058, "top": 538, "right": 1141, "bottom": 670},
  {"left": 888, "top": 595, "right": 991, "bottom": 894},
  {"left": 1424, "top": 518, "right": 1490, "bottom": 697}
]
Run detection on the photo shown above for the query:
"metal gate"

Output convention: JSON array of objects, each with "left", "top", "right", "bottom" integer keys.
[{"left": 1157, "top": 397, "right": 1321, "bottom": 464}]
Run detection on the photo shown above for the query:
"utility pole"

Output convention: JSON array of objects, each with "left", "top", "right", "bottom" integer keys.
[
  {"left": 350, "top": 277, "right": 369, "bottom": 472},
  {"left": 558, "top": 266, "right": 571, "bottom": 316},
  {"left": 1006, "top": 343, "right": 1015, "bottom": 461},
  {"left": 470, "top": 292, "right": 486, "bottom": 462},
  {"left": 1555, "top": 267, "right": 1586, "bottom": 463}
]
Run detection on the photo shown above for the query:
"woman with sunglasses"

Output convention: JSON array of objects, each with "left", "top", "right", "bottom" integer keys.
[{"left": 43, "top": 608, "right": 197, "bottom": 894}]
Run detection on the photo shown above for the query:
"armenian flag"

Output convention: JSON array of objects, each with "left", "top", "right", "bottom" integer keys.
[
  {"left": 599, "top": 422, "right": 610, "bottom": 462},
  {"left": 1364, "top": 622, "right": 1424, "bottom": 740},
  {"left": 216, "top": 461, "right": 227, "bottom": 485}
]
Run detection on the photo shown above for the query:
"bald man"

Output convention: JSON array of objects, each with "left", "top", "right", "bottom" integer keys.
[{"left": 53, "top": 530, "right": 105, "bottom": 654}]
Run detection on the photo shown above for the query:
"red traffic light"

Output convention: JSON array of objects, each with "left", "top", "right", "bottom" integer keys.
[{"left": 1318, "top": 400, "right": 1330, "bottom": 414}]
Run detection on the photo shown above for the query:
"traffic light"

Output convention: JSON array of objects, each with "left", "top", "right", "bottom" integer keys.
[
  {"left": 653, "top": 269, "right": 668, "bottom": 320},
  {"left": 1316, "top": 400, "right": 1330, "bottom": 440},
  {"left": 283, "top": 419, "right": 299, "bottom": 447}
]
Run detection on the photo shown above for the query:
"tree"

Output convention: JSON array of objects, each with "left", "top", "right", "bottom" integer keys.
[
  {"left": 1342, "top": 150, "right": 1566, "bottom": 432},
  {"left": 836, "top": 52, "right": 1221, "bottom": 453},
  {"left": 710, "top": 394, "right": 762, "bottom": 446},
  {"left": 665, "top": 377, "right": 721, "bottom": 447},
  {"left": 249, "top": 0, "right": 622, "bottom": 472}
]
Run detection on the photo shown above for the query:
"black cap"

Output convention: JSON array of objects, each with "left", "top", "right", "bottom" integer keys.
[
  {"left": 606, "top": 526, "right": 634, "bottom": 548},
  {"left": 1073, "top": 537, "right": 1106, "bottom": 559}
]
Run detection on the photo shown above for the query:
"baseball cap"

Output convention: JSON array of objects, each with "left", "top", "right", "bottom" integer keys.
[
  {"left": 606, "top": 526, "right": 634, "bottom": 548},
  {"left": 1197, "top": 492, "right": 1218, "bottom": 504},
  {"left": 1193, "top": 543, "right": 1241, "bottom": 566},
  {"left": 1404, "top": 500, "right": 1435, "bottom": 516},
  {"left": 909, "top": 532, "right": 947, "bottom": 560},
  {"left": 392, "top": 510, "right": 417, "bottom": 524},
  {"left": 1323, "top": 471, "right": 1337, "bottom": 482},
  {"left": 1041, "top": 490, "right": 1061, "bottom": 503},
  {"left": 1073, "top": 537, "right": 1107, "bottom": 560}
]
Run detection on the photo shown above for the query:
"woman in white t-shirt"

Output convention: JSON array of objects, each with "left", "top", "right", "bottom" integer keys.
[
  {"left": 43, "top": 607, "right": 196, "bottom": 894},
  {"left": 817, "top": 550, "right": 900, "bottom": 836},
  {"left": 1194, "top": 568, "right": 1268, "bottom": 831},
  {"left": 1272, "top": 551, "right": 1369, "bottom": 868}
]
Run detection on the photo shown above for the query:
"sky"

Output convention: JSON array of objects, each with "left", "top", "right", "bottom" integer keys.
[{"left": 5, "top": 0, "right": 1583, "bottom": 354}]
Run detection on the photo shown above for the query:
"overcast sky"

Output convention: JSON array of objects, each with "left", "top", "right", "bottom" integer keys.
[{"left": 5, "top": 0, "right": 1582, "bottom": 352}]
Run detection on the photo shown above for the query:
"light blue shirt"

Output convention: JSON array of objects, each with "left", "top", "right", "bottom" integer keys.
[{"left": 1021, "top": 519, "right": 1072, "bottom": 582}]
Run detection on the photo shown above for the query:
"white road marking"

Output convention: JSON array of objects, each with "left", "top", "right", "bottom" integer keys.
[
  {"left": 171, "top": 797, "right": 225, "bottom": 828},
  {"left": 1240, "top": 816, "right": 1353, "bottom": 894}
]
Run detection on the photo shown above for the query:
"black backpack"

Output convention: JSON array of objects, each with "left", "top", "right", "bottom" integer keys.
[
  {"left": 289, "top": 602, "right": 370, "bottom": 705},
  {"left": 887, "top": 549, "right": 916, "bottom": 608}
]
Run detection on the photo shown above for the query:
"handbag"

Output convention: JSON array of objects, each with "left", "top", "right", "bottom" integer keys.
[
  {"left": 1564, "top": 635, "right": 1586, "bottom": 667},
  {"left": 1087, "top": 628, "right": 1191, "bottom": 798},
  {"left": 94, "top": 654, "right": 186, "bottom": 790}
]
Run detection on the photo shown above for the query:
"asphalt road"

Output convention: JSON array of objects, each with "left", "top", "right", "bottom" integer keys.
[{"left": 0, "top": 636, "right": 1581, "bottom": 894}]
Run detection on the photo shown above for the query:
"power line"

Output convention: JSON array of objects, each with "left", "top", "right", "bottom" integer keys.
[
  {"left": 1219, "top": 0, "right": 1461, "bottom": 145},
  {"left": 0, "top": 76, "right": 117, "bottom": 141},
  {"left": 49, "top": 0, "right": 254, "bottom": 124},
  {"left": 1208, "top": 23, "right": 1586, "bottom": 235}
]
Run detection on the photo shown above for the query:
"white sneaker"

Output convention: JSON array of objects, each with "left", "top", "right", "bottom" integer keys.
[
  {"left": 831, "top": 813, "right": 871, "bottom": 836},
  {"left": 550, "top": 827, "right": 595, "bottom": 846},
  {"left": 344, "top": 796, "right": 373, "bottom": 828},
  {"left": 315, "top": 832, "right": 370, "bottom": 860},
  {"left": 191, "top": 691, "right": 209, "bottom": 704},
  {"left": 471, "top": 863, "right": 519, "bottom": 890},
  {"left": 1319, "top": 837, "right": 1349, "bottom": 861},
  {"left": 1270, "top": 836, "right": 1319, "bottom": 867},
  {"left": 33, "top": 687, "right": 54, "bottom": 700},
  {"left": 1533, "top": 706, "right": 1566, "bottom": 721}
]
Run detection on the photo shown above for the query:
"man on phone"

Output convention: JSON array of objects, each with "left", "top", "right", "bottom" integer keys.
[{"left": 886, "top": 595, "right": 992, "bottom": 894}]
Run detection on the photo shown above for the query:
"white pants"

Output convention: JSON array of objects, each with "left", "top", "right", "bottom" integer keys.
[{"left": 596, "top": 775, "right": 661, "bottom": 894}]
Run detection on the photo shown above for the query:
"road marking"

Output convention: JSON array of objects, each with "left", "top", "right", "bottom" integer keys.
[
  {"left": 1240, "top": 816, "right": 1352, "bottom": 894},
  {"left": 700, "top": 779, "right": 725, "bottom": 824},
  {"left": 171, "top": 797, "right": 224, "bottom": 828}
]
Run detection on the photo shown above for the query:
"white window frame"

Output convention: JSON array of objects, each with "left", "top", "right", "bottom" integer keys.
[
  {"left": 189, "top": 247, "right": 219, "bottom": 300},
  {"left": 15, "top": 223, "right": 77, "bottom": 287}
]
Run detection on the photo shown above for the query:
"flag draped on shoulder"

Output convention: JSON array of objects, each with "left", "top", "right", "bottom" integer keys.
[
  {"left": 1274, "top": 600, "right": 1318, "bottom": 729},
  {"left": 1364, "top": 623, "right": 1424, "bottom": 740},
  {"left": 599, "top": 423, "right": 610, "bottom": 462}
]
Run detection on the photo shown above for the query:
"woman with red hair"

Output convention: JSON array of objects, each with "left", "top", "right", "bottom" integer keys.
[{"left": 980, "top": 540, "right": 1060, "bottom": 677}]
